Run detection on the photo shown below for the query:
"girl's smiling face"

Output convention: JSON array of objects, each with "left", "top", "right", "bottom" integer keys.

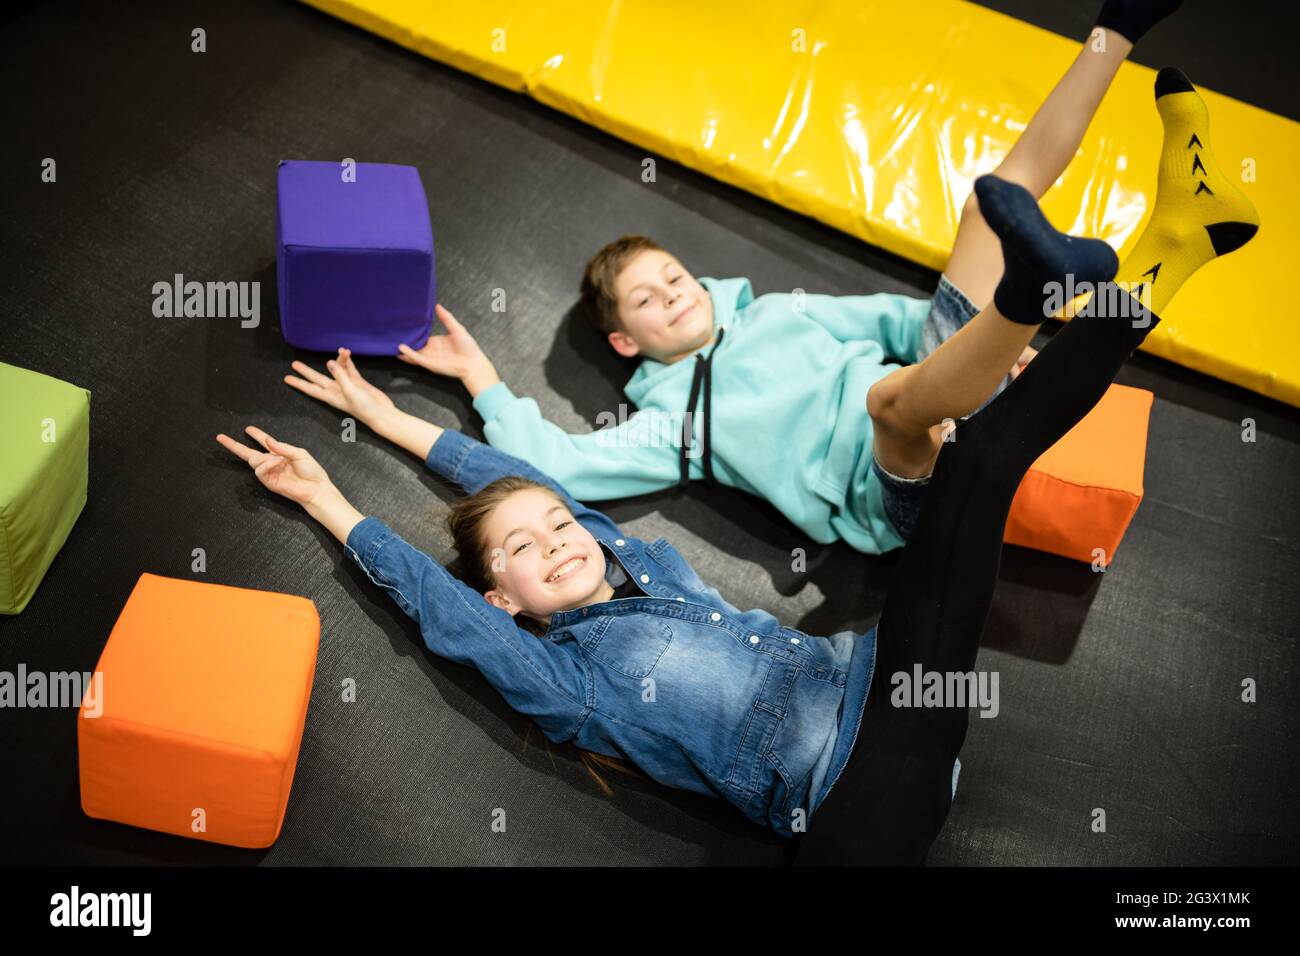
[
  {"left": 480, "top": 487, "right": 612, "bottom": 621},
  {"left": 609, "top": 249, "right": 714, "bottom": 364}
]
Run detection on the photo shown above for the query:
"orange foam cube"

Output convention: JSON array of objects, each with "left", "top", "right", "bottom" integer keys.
[
  {"left": 1004, "top": 383, "right": 1154, "bottom": 567},
  {"left": 78, "top": 573, "right": 320, "bottom": 848}
]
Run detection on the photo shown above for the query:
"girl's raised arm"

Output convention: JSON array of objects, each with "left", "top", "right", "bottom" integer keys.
[
  {"left": 215, "top": 425, "right": 365, "bottom": 544},
  {"left": 285, "top": 348, "right": 626, "bottom": 545},
  {"left": 284, "top": 347, "right": 445, "bottom": 462},
  {"left": 344, "top": 515, "right": 591, "bottom": 742},
  {"left": 215, "top": 425, "right": 591, "bottom": 742}
]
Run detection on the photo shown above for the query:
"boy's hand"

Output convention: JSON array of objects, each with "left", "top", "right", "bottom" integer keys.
[
  {"left": 398, "top": 303, "right": 500, "bottom": 397},
  {"left": 1009, "top": 345, "right": 1038, "bottom": 381},
  {"left": 216, "top": 426, "right": 333, "bottom": 508},
  {"left": 285, "top": 347, "right": 396, "bottom": 426}
]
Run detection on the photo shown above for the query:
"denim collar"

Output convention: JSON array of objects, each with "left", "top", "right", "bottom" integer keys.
[{"left": 543, "top": 535, "right": 661, "bottom": 635}]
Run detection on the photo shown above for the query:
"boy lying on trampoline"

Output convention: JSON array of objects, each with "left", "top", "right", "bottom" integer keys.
[
  {"left": 217, "top": 67, "right": 1257, "bottom": 859},
  {"left": 394, "top": 0, "right": 1252, "bottom": 552}
]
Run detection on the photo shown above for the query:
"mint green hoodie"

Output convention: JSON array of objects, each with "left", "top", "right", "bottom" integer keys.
[{"left": 471, "top": 276, "right": 931, "bottom": 554}]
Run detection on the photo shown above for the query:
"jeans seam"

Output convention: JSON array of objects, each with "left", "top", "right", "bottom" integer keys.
[{"left": 816, "top": 631, "right": 876, "bottom": 815}]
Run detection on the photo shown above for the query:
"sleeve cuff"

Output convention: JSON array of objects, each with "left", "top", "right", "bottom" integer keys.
[
  {"left": 344, "top": 515, "right": 394, "bottom": 571},
  {"left": 424, "top": 427, "right": 476, "bottom": 480},
  {"left": 471, "top": 380, "right": 518, "bottom": 423}
]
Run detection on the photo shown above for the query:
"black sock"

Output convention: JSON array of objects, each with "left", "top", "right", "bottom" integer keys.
[
  {"left": 1095, "top": 0, "right": 1183, "bottom": 45},
  {"left": 974, "top": 174, "right": 1119, "bottom": 325}
]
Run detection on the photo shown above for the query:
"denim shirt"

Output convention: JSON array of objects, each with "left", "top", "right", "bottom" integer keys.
[{"left": 344, "top": 429, "right": 958, "bottom": 839}]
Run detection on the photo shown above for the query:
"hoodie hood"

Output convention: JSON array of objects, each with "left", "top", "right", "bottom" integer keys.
[{"left": 624, "top": 276, "right": 752, "bottom": 405}]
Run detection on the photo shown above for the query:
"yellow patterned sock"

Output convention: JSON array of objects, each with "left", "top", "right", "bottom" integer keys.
[{"left": 1114, "top": 67, "right": 1259, "bottom": 316}]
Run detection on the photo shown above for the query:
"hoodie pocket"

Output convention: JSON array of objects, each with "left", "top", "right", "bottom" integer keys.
[{"left": 814, "top": 362, "right": 878, "bottom": 508}]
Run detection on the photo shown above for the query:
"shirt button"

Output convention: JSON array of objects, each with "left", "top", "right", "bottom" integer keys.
[
  {"left": 710, "top": 612, "right": 721, "bottom": 622},
  {"left": 615, "top": 539, "right": 625, "bottom": 546},
  {"left": 675, "top": 596, "right": 685, "bottom": 602},
  {"left": 640, "top": 574, "right": 650, "bottom": 584},
  {"left": 749, "top": 635, "right": 760, "bottom": 645},
  {"left": 789, "top": 638, "right": 800, "bottom": 645}
]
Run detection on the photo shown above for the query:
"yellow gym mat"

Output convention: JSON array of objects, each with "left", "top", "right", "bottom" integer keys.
[{"left": 301, "top": 0, "right": 1299, "bottom": 408}]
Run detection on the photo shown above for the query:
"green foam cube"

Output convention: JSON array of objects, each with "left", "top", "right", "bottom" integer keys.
[{"left": 0, "top": 362, "right": 90, "bottom": 614}]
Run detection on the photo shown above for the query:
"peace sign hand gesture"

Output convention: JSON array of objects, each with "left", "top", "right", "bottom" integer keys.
[{"left": 215, "top": 426, "right": 333, "bottom": 508}]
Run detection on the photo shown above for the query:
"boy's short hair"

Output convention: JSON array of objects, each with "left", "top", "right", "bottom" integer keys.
[{"left": 579, "top": 234, "right": 665, "bottom": 336}]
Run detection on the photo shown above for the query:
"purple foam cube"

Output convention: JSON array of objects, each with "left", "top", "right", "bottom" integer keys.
[{"left": 276, "top": 160, "right": 435, "bottom": 355}]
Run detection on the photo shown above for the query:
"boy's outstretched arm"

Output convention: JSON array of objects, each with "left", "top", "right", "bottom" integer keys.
[
  {"left": 471, "top": 382, "right": 684, "bottom": 501},
  {"left": 394, "top": 303, "right": 682, "bottom": 499}
]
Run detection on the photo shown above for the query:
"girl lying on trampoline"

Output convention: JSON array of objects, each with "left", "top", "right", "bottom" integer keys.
[{"left": 217, "top": 145, "right": 1256, "bottom": 863}]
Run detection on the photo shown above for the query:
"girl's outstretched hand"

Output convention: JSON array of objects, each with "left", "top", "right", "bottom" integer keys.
[
  {"left": 215, "top": 426, "right": 333, "bottom": 508},
  {"left": 285, "top": 347, "right": 396, "bottom": 425}
]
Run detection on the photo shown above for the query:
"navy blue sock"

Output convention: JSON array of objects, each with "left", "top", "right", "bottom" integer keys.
[
  {"left": 1095, "top": 0, "right": 1182, "bottom": 44},
  {"left": 973, "top": 175, "right": 1119, "bottom": 326}
]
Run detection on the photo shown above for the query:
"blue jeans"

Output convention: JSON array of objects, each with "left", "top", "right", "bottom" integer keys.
[{"left": 872, "top": 273, "right": 1012, "bottom": 540}]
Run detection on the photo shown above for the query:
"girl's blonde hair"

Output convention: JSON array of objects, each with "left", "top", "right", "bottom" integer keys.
[{"left": 446, "top": 475, "right": 647, "bottom": 795}]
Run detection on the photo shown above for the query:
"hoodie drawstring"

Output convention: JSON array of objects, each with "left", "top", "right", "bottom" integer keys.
[{"left": 679, "top": 326, "right": 726, "bottom": 488}]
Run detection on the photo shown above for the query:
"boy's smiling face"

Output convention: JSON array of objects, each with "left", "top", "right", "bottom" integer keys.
[
  {"left": 609, "top": 249, "right": 714, "bottom": 364},
  {"left": 481, "top": 487, "right": 612, "bottom": 621}
]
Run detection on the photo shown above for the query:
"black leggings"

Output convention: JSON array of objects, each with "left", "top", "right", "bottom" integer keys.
[{"left": 790, "top": 288, "right": 1158, "bottom": 866}]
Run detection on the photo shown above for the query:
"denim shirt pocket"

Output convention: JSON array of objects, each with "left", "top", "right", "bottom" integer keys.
[
  {"left": 582, "top": 616, "right": 673, "bottom": 679},
  {"left": 644, "top": 536, "right": 672, "bottom": 559}
]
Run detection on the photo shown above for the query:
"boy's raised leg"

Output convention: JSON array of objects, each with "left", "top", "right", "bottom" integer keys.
[
  {"left": 943, "top": 27, "right": 1133, "bottom": 312},
  {"left": 873, "top": 67, "right": 1258, "bottom": 486},
  {"left": 870, "top": 1, "right": 1185, "bottom": 478},
  {"left": 871, "top": 176, "right": 1119, "bottom": 476},
  {"left": 946, "top": 1, "right": 1183, "bottom": 311}
]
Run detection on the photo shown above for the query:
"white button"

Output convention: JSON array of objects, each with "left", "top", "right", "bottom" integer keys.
[
  {"left": 790, "top": 638, "right": 800, "bottom": 645},
  {"left": 675, "top": 596, "right": 685, "bottom": 602},
  {"left": 749, "top": 635, "right": 760, "bottom": 645},
  {"left": 640, "top": 574, "right": 650, "bottom": 584},
  {"left": 615, "top": 539, "right": 625, "bottom": 546},
  {"left": 710, "top": 612, "right": 721, "bottom": 622}
]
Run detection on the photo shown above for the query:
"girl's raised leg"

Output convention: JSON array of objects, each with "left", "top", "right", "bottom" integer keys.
[
  {"left": 795, "top": 176, "right": 1159, "bottom": 866},
  {"left": 810, "top": 275, "right": 1158, "bottom": 866},
  {"left": 943, "top": 27, "right": 1134, "bottom": 312}
]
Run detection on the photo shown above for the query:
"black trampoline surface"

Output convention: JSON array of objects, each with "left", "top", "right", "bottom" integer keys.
[{"left": 2, "top": 0, "right": 1297, "bottom": 866}]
